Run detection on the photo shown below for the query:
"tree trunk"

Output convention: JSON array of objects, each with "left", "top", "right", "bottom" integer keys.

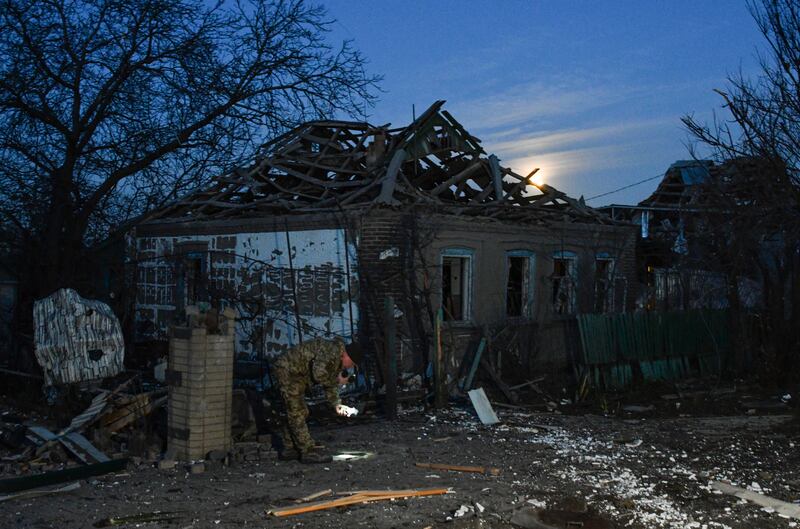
[
  {"left": 37, "top": 165, "right": 85, "bottom": 297},
  {"left": 727, "top": 272, "right": 746, "bottom": 373}
]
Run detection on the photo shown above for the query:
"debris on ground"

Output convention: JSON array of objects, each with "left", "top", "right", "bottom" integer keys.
[
  {"left": 468, "top": 388, "right": 500, "bottom": 425},
  {"left": 710, "top": 480, "right": 800, "bottom": 520}
]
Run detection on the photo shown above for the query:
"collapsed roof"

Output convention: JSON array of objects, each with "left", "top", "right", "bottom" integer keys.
[
  {"left": 639, "top": 160, "right": 713, "bottom": 209},
  {"left": 148, "top": 101, "right": 613, "bottom": 225}
]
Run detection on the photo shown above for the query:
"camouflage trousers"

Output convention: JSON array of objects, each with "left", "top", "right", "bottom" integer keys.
[{"left": 270, "top": 362, "right": 316, "bottom": 454}]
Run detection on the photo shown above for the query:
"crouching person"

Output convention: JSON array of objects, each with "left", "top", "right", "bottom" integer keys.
[{"left": 272, "top": 337, "right": 362, "bottom": 463}]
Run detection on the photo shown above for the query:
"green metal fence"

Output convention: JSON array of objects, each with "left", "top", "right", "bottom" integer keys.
[{"left": 576, "top": 310, "right": 731, "bottom": 389}]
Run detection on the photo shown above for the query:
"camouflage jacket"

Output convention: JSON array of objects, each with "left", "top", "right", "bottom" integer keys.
[{"left": 274, "top": 338, "right": 343, "bottom": 407}]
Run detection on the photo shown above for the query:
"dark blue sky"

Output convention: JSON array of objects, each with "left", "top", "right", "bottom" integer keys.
[{"left": 322, "top": 1, "right": 764, "bottom": 205}]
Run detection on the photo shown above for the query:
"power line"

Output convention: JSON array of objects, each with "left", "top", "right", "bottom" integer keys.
[{"left": 585, "top": 172, "right": 665, "bottom": 202}]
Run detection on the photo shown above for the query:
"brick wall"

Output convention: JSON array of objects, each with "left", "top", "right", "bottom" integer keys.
[{"left": 352, "top": 208, "right": 639, "bottom": 384}]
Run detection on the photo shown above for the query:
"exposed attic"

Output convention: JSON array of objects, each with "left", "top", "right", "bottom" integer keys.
[{"left": 148, "top": 101, "right": 614, "bottom": 225}]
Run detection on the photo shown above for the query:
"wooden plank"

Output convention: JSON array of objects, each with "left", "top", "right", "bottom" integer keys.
[
  {"left": 479, "top": 357, "right": 518, "bottom": 403},
  {"left": 269, "top": 488, "right": 450, "bottom": 517},
  {"left": 430, "top": 162, "right": 483, "bottom": 196},
  {"left": 104, "top": 396, "right": 167, "bottom": 433},
  {"left": 461, "top": 338, "right": 485, "bottom": 392},
  {"left": 293, "top": 489, "right": 333, "bottom": 504},
  {"left": 415, "top": 462, "right": 500, "bottom": 476}
]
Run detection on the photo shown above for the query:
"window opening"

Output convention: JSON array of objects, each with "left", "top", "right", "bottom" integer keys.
[
  {"left": 552, "top": 254, "right": 576, "bottom": 314},
  {"left": 184, "top": 254, "right": 206, "bottom": 306},
  {"left": 506, "top": 252, "right": 534, "bottom": 318},
  {"left": 594, "top": 257, "right": 615, "bottom": 313},
  {"left": 441, "top": 252, "right": 472, "bottom": 321}
]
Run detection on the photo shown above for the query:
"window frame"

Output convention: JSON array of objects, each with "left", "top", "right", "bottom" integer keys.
[
  {"left": 179, "top": 251, "right": 208, "bottom": 308},
  {"left": 594, "top": 252, "right": 616, "bottom": 313},
  {"left": 440, "top": 247, "right": 475, "bottom": 323},
  {"left": 551, "top": 250, "right": 577, "bottom": 315},
  {"left": 504, "top": 250, "right": 536, "bottom": 320}
]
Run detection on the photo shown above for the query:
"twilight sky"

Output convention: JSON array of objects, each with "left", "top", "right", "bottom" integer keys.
[{"left": 322, "top": 1, "right": 765, "bottom": 206}]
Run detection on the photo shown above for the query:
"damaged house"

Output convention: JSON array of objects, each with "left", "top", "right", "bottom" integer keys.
[
  {"left": 601, "top": 160, "right": 762, "bottom": 311},
  {"left": 129, "top": 101, "right": 637, "bottom": 387}
]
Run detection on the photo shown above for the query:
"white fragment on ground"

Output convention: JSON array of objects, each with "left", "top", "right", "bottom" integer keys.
[
  {"left": 526, "top": 498, "right": 546, "bottom": 509},
  {"left": 533, "top": 427, "right": 712, "bottom": 528},
  {"left": 453, "top": 504, "right": 473, "bottom": 518}
]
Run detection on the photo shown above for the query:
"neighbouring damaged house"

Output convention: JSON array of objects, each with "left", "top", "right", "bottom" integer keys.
[
  {"left": 601, "top": 160, "right": 762, "bottom": 311},
  {"left": 129, "top": 101, "right": 637, "bottom": 385}
]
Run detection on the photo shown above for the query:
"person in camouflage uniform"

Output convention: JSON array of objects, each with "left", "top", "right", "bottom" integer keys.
[{"left": 271, "top": 337, "right": 362, "bottom": 463}]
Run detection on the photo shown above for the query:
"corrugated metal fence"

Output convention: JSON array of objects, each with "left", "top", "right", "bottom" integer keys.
[{"left": 576, "top": 310, "right": 731, "bottom": 389}]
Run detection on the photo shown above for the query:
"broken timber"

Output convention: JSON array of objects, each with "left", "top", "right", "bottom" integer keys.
[
  {"left": 293, "top": 489, "right": 333, "bottom": 504},
  {"left": 415, "top": 462, "right": 501, "bottom": 476},
  {"left": 268, "top": 488, "right": 450, "bottom": 517},
  {"left": 144, "top": 101, "right": 617, "bottom": 227}
]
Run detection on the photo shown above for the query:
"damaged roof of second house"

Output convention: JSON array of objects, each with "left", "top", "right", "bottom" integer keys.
[{"left": 148, "top": 101, "right": 615, "bottom": 225}]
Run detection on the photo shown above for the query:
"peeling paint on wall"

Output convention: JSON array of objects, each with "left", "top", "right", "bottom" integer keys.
[{"left": 134, "top": 229, "right": 358, "bottom": 359}]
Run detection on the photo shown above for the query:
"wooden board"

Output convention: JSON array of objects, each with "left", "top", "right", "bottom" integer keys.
[{"left": 269, "top": 488, "right": 450, "bottom": 517}]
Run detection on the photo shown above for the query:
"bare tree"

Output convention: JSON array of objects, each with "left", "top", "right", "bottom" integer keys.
[
  {"left": 0, "top": 0, "right": 379, "bottom": 299},
  {"left": 682, "top": 0, "right": 800, "bottom": 380}
]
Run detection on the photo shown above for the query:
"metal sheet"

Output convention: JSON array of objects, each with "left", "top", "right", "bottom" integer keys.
[
  {"left": 468, "top": 388, "right": 500, "bottom": 425},
  {"left": 33, "top": 289, "right": 124, "bottom": 386}
]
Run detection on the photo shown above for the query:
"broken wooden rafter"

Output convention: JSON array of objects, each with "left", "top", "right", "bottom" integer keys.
[
  {"left": 430, "top": 161, "right": 484, "bottom": 196},
  {"left": 143, "top": 101, "right": 619, "bottom": 226}
]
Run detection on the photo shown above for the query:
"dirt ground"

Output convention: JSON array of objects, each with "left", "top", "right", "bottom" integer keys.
[{"left": 2, "top": 392, "right": 799, "bottom": 529}]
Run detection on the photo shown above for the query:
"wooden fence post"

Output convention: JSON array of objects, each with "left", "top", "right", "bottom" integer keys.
[{"left": 434, "top": 308, "right": 447, "bottom": 408}]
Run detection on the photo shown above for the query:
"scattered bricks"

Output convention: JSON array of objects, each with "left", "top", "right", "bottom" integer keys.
[
  {"left": 189, "top": 462, "right": 205, "bottom": 474},
  {"left": 158, "top": 459, "right": 176, "bottom": 470},
  {"left": 229, "top": 441, "right": 277, "bottom": 463},
  {"left": 234, "top": 442, "right": 260, "bottom": 453}
]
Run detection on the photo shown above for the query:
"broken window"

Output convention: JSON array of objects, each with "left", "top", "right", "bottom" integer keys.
[
  {"left": 594, "top": 255, "right": 615, "bottom": 313},
  {"left": 441, "top": 249, "right": 473, "bottom": 322},
  {"left": 506, "top": 251, "right": 534, "bottom": 318},
  {"left": 183, "top": 253, "right": 207, "bottom": 306},
  {"left": 551, "top": 251, "right": 577, "bottom": 315}
]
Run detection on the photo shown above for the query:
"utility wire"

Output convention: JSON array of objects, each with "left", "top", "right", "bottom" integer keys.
[{"left": 585, "top": 172, "right": 665, "bottom": 202}]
